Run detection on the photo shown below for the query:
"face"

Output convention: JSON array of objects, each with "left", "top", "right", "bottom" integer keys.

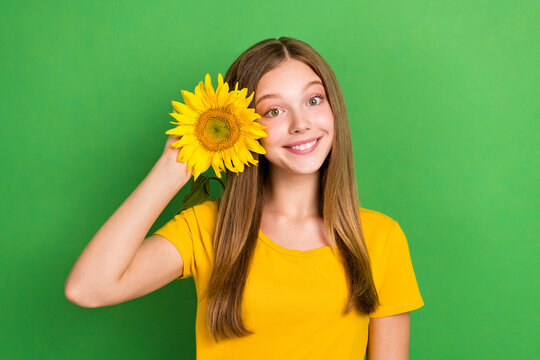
[{"left": 254, "top": 58, "right": 335, "bottom": 176}]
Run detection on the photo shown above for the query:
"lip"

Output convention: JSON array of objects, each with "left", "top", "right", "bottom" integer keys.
[
  {"left": 283, "top": 137, "right": 322, "bottom": 155},
  {"left": 283, "top": 137, "right": 321, "bottom": 147}
]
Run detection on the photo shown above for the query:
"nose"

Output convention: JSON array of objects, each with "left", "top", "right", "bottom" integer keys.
[{"left": 289, "top": 108, "right": 311, "bottom": 134}]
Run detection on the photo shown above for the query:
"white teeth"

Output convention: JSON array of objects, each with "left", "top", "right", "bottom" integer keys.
[{"left": 290, "top": 139, "right": 317, "bottom": 150}]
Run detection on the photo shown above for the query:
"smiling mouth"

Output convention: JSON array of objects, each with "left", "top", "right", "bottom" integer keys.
[
  {"left": 283, "top": 137, "right": 322, "bottom": 154},
  {"left": 283, "top": 137, "right": 322, "bottom": 149}
]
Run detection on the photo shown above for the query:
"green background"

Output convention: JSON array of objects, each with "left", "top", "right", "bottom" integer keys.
[{"left": 1, "top": 0, "right": 538, "bottom": 359}]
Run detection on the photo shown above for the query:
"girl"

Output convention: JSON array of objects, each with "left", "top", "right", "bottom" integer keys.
[{"left": 65, "top": 37, "right": 424, "bottom": 359}]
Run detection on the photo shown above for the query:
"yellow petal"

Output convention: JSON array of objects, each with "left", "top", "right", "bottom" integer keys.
[
  {"left": 216, "top": 82, "right": 231, "bottom": 107},
  {"left": 192, "top": 167, "right": 201, "bottom": 182},
  {"left": 243, "top": 125, "right": 268, "bottom": 138},
  {"left": 222, "top": 150, "right": 237, "bottom": 172},
  {"left": 178, "top": 143, "right": 197, "bottom": 163},
  {"left": 253, "top": 119, "right": 268, "bottom": 129},
  {"left": 165, "top": 125, "right": 195, "bottom": 136},
  {"left": 234, "top": 141, "right": 249, "bottom": 164},
  {"left": 169, "top": 112, "right": 197, "bottom": 125},
  {"left": 245, "top": 150, "right": 258, "bottom": 165},
  {"left": 177, "top": 149, "right": 190, "bottom": 163},
  {"left": 204, "top": 73, "right": 216, "bottom": 99},
  {"left": 212, "top": 152, "right": 224, "bottom": 172},
  {"left": 172, "top": 100, "right": 199, "bottom": 117},
  {"left": 244, "top": 137, "right": 267, "bottom": 154},
  {"left": 173, "top": 134, "right": 196, "bottom": 147},
  {"left": 237, "top": 109, "right": 262, "bottom": 124},
  {"left": 191, "top": 147, "right": 212, "bottom": 181},
  {"left": 230, "top": 151, "right": 244, "bottom": 172},
  {"left": 181, "top": 89, "right": 205, "bottom": 112},
  {"left": 211, "top": 152, "right": 223, "bottom": 178},
  {"left": 194, "top": 81, "right": 207, "bottom": 107},
  {"left": 195, "top": 81, "right": 203, "bottom": 94},
  {"left": 242, "top": 91, "right": 255, "bottom": 108},
  {"left": 218, "top": 73, "right": 224, "bottom": 87},
  {"left": 212, "top": 164, "right": 222, "bottom": 178},
  {"left": 198, "top": 149, "right": 213, "bottom": 173},
  {"left": 237, "top": 87, "right": 247, "bottom": 99}
]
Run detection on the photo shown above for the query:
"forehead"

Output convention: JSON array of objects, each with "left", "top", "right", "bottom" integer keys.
[{"left": 255, "top": 59, "right": 323, "bottom": 99}]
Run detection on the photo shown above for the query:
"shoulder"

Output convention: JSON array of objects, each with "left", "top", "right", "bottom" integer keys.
[
  {"left": 181, "top": 198, "right": 220, "bottom": 217},
  {"left": 180, "top": 198, "right": 221, "bottom": 233},
  {"left": 357, "top": 206, "right": 403, "bottom": 253},
  {"left": 359, "top": 206, "right": 398, "bottom": 235}
]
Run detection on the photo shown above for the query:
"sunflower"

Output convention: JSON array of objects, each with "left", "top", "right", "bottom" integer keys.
[{"left": 165, "top": 73, "right": 268, "bottom": 181}]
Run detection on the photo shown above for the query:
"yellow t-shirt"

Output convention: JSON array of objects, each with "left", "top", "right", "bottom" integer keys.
[{"left": 153, "top": 198, "right": 424, "bottom": 359}]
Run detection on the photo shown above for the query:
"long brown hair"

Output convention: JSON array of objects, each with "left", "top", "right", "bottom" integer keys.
[{"left": 201, "top": 37, "right": 380, "bottom": 342}]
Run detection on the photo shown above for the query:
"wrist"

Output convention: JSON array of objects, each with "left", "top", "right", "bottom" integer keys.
[{"left": 153, "top": 156, "right": 190, "bottom": 190}]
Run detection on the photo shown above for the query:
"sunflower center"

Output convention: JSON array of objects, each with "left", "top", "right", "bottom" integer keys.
[{"left": 196, "top": 108, "right": 240, "bottom": 152}]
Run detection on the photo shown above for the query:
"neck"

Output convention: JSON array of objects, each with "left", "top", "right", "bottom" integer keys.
[{"left": 263, "top": 166, "right": 322, "bottom": 219}]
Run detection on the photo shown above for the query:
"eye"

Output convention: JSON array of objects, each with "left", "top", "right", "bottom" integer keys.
[
  {"left": 308, "top": 94, "right": 324, "bottom": 106},
  {"left": 264, "top": 108, "right": 282, "bottom": 117},
  {"left": 263, "top": 94, "right": 325, "bottom": 118}
]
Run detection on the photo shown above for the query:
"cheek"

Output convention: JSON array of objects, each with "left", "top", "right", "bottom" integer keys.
[
  {"left": 323, "top": 109, "right": 335, "bottom": 132},
  {"left": 258, "top": 122, "right": 280, "bottom": 147},
  {"left": 261, "top": 131, "right": 279, "bottom": 149},
  {"left": 314, "top": 114, "right": 334, "bottom": 134}
]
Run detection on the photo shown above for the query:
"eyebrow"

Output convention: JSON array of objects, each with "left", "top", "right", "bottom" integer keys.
[{"left": 255, "top": 80, "right": 324, "bottom": 107}]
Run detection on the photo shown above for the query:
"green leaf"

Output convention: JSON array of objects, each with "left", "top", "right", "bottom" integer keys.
[
  {"left": 175, "top": 173, "right": 227, "bottom": 215},
  {"left": 177, "top": 175, "right": 211, "bottom": 214}
]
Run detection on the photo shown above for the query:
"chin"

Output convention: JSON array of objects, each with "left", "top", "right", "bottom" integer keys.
[
  {"left": 265, "top": 149, "right": 329, "bottom": 175},
  {"left": 285, "top": 162, "right": 325, "bottom": 175}
]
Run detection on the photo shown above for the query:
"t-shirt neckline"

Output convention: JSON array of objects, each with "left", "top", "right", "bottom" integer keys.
[{"left": 258, "top": 229, "right": 333, "bottom": 257}]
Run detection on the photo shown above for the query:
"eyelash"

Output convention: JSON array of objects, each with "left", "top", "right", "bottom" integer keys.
[{"left": 263, "top": 94, "right": 325, "bottom": 118}]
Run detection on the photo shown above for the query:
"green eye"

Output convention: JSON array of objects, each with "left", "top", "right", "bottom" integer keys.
[
  {"left": 309, "top": 95, "right": 324, "bottom": 106},
  {"left": 266, "top": 108, "right": 281, "bottom": 117},
  {"left": 264, "top": 94, "right": 324, "bottom": 117}
]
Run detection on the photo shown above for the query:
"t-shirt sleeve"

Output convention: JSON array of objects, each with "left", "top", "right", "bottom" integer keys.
[
  {"left": 369, "top": 220, "right": 424, "bottom": 318},
  {"left": 152, "top": 209, "right": 194, "bottom": 280}
]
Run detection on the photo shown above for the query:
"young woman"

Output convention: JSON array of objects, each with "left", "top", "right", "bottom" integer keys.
[{"left": 65, "top": 37, "right": 424, "bottom": 359}]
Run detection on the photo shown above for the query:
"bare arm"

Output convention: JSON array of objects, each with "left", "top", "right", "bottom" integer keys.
[
  {"left": 366, "top": 312, "right": 411, "bottom": 360},
  {"left": 64, "top": 134, "right": 191, "bottom": 308}
]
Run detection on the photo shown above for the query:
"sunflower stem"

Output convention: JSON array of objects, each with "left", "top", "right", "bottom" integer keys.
[
  {"left": 176, "top": 174, "right": 225, "bottom": 214},
  {"left": 207, "top": 176, "right": 225, "bottom": 189}
]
